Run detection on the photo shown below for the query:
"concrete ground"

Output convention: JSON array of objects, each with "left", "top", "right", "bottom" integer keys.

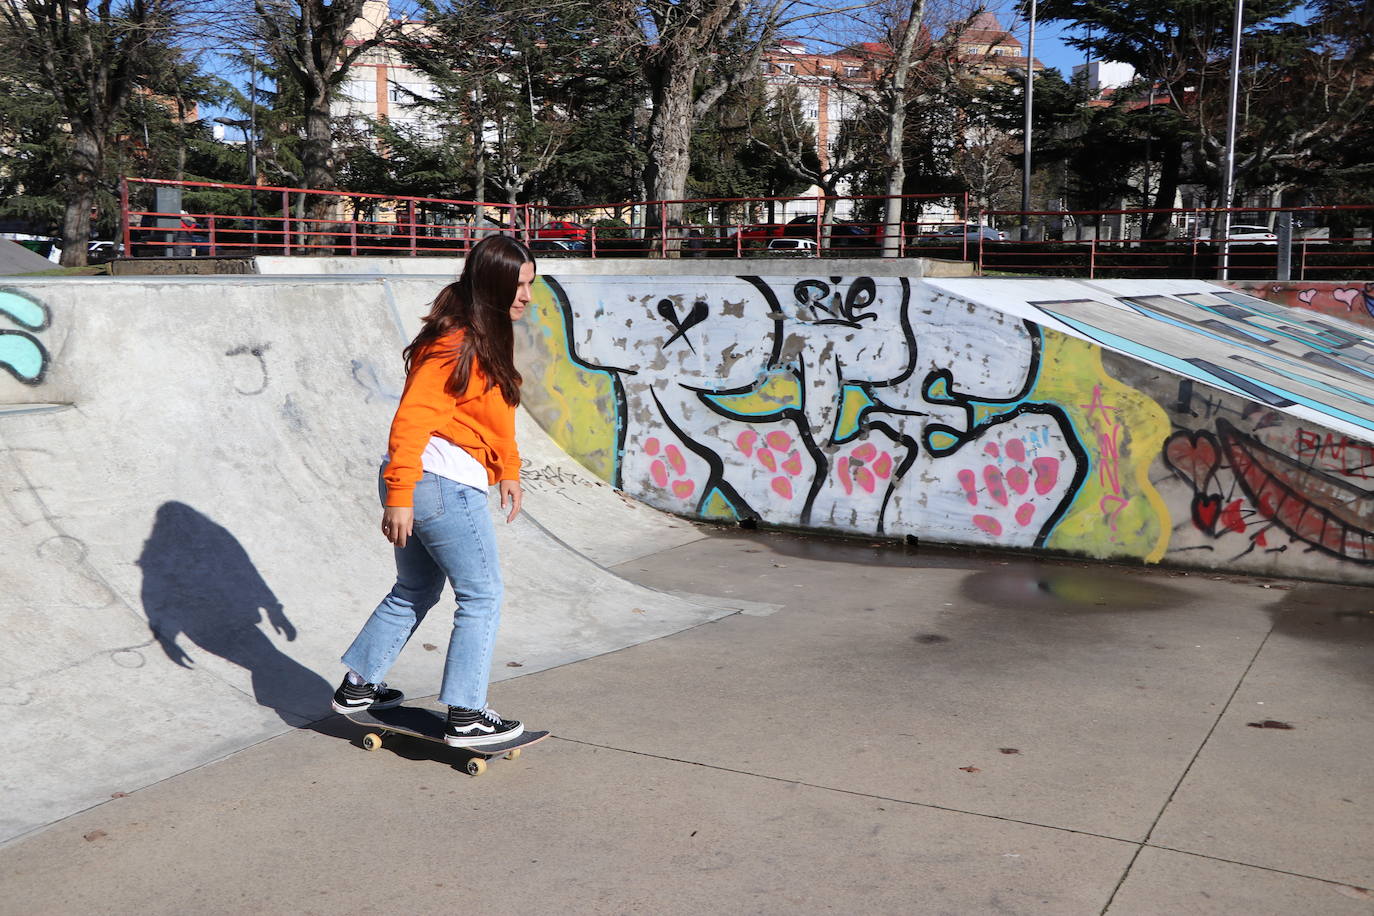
[{"left": 2, "top": 529, "right": 1372, "bottom": 915}]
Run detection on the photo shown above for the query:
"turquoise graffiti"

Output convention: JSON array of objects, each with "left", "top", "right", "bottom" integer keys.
[{"left": 0, "top": 288, "right": 51, "bottom": 385}]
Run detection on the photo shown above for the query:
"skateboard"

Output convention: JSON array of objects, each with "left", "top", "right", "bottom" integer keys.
[{"left": 347, "top": 704, "right": 549, "bottom": 776}]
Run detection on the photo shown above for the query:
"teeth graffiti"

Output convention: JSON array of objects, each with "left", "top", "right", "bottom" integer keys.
[{"left": 1217, "top": 419, "right": 1374, "bottom": 562}]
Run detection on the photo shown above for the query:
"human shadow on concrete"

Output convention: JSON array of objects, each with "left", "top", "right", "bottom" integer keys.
[{"left": 138, "top": 501, "right": 331, "bottom": 725}]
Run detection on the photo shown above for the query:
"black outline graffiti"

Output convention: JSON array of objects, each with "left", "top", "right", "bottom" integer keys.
[
  {"left": 0, "top": 288, "right": 52, "bottom": 386},
  {"left": 918, "top": 321, "right": 1087, "bottom": 548},
  {"left": 657, "top": 298, "right": 709, "bottom": 353},
  {"left": 649, "top": 385, "right": 758, "bottom": 521},
  {"left": 691, "top": 275, "right": 920, "bottom": 529},
  {"left": 225, "top": 343, "right": 271, "bottom": 395},
  {"left": 1165, "top": 417, "right": 1374, "bottom": 564}
]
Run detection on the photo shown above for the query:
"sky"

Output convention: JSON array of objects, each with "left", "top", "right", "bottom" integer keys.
[
  {"left": 1028, "top": 22, "right": 1089, "bottom": 77},
  {"left": 204, "top": 5, "right": 1094, "bottom": 135}
]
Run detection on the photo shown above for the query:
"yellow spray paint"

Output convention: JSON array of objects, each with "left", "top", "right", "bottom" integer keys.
[
  {"left": 525, "top": 279, "right": 618, "bottom": 482},
  {"left": 1033, "top": 330, "right": 1172, "bottom": 562}
]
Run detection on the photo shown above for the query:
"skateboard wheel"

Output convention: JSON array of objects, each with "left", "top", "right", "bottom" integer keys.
[
  {"left": 363, "top": 733, "right": 383, "bottom": 752},
  {"left": 505, "top": 748, "right": 521, "bottom": 761},
  {"left": 466, "top": 758, "right": 487, "bottom": 777}
]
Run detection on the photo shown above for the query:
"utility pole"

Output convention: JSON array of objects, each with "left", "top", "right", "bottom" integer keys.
[
  {"left": 1020, "top": 0, "right": 1037, "bottom": 242},
  {"left": 1217, "top": 0, "right": 1244, "bottom": 280}
]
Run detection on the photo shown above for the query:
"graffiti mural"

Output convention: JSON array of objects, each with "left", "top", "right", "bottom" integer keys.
[
  {"left": 0, "top": 288, "right": 50, "bottom": 386},
  {"left": 516, "top": 273, "right": 1374, "bottom": 584},
  {"left": 1229, "top": 281, "right": 1374, "bottom": 330}
]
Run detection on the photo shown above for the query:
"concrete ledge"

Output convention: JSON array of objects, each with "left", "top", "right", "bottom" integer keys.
[{"left": 111, "top": 258, "right": 255, "bottom": 276}]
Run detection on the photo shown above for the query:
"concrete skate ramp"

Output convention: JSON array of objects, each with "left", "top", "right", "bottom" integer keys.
[
  {"left": 0, "top": 276, "right": 728, "bottom": 844},
  {"left": 0, "top": 239, "right": 54, "bottom": 276}
]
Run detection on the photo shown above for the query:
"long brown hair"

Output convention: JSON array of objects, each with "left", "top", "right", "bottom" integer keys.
[{"left": 403, "top": 235, "right": 533, "bottom": 406}]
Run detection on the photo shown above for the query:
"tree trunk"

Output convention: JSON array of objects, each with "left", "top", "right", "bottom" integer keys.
[
  {"left": 1146, "top": 138, "right": 1184, "bottom": 238},
  {"left": 472, "top": 87, "right": 486, "bottom": 209},
  {"left": 881, "top": 1, "right": 926, "bottom": 258},
  {"left": 643, "top": 65, "right": 696, "bottom": 255},
  {"left": 60, "top": 125, "right": 102, "bottom": 268},
  {"left": 303, "top": 90, "right": 336, "bottom": 226}
]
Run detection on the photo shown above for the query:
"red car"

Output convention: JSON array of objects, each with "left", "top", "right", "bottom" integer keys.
[
  {"left": 534, "top": 220, "right": 588, "bottom": 241},
  {"left": 732, "top": 223, "right": 785, "bottom": 244}
]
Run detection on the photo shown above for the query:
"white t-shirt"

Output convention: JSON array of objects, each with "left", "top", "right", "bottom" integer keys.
[{"left": 419, "top": 435, "right": 489, "bottom": 492}]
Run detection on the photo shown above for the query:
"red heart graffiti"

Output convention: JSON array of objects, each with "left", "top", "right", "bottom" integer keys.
[
  {"left": 1192, "top": 494, "right": 1222, "bottom": 533},
  {"left": 1165, "top": 432, "right": 1221, "bottom": 490}
]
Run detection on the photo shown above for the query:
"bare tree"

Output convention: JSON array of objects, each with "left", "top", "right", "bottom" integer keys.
[
  {"left": 250, "top": 0, "right": 405, "bottom": 217},
  {"left": 746, "top": 81, "right": 875, "bottom": 234},
  {"left": 621, "top": 0, "right": 876, "bottom": 240},
  {"left": 751, "top": 0, "right": 985, "bottom": 251},
  {"left": 873, "top": 0, "right": 926, "bottom": 253}
]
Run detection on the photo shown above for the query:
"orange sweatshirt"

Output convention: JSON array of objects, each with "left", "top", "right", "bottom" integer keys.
[{"left": 382, "top": 330, "right": 520, "bottom": 508}]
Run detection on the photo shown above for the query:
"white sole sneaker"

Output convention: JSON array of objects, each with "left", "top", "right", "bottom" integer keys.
[{"left": 443, "top": 723, "right": 524, "bottom": 748}]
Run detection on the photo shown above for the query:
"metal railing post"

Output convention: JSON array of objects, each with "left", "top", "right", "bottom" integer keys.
[
  {"left": 119, "top": 178, "right": 131, "bottom": 258},
  {"left": 1276, "top": 212, "right": 1292, "bottom": 280},
  {"left": 282, "top": 190, "right": 292, "bottom": 255},
  {"left": 408, "top": 200, "right": 418, "bottom": 256},
  {"left": 814, "top": 193, "right": 822, "bottom": 253},
  {"left": 208, "top": 215, "right": 217, "bottom": 257}
]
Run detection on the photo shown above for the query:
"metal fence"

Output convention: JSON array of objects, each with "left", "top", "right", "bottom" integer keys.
[{"left": 119, "top": 177, "right": 1374, "bottom": 280}]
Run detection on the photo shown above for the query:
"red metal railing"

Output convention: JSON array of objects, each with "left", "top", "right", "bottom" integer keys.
[
  {"left": 121, "top": 177, "right": 531, "bottom": 259},
  {"left": 120, "top": 177, "right": 1374, "bottom": 279}
]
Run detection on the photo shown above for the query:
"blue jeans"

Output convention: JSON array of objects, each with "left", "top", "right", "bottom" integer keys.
[{"left": 341, "top": 469, "right": 503, "bottom": 710}]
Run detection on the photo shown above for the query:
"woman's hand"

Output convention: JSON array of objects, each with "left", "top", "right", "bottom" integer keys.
[
  {"left": 381, "top": 506, "right": 414, "bottom": 548},
  {"left": 499, "top": 479, "right": 523, "bottom": 523}
]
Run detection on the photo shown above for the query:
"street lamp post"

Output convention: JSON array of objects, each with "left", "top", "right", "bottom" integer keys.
[
  {"left": 214, "top": 116, "right": 259, "bottom": 251},
  {"left": 1217, "top": 0, "right": 1244, "bottom": 280},
  {"left": 1021, "top": 0, "right": 1037, "bottom": 242}
]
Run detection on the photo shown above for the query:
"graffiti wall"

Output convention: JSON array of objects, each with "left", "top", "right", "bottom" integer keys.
[
  {"left": 0, "top": 287, "right": 51, "bottom": 388},
  {"left": 1229, "top": 280, "right": 1374, "bottom": 331},
  {"left": 516, "top": 273, "right": 1374, "bottom": 585}
]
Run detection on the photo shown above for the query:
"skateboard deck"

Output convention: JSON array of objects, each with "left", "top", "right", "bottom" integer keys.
[{"left": 347, "top": 704, "right": 549, "bottom": 776}]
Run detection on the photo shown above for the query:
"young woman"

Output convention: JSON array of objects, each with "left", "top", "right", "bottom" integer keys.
[{"left": 331, "top": 235, "right": 534, "bottom": 747}]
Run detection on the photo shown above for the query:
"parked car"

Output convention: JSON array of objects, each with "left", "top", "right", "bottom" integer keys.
[
  {"left": 767, "top": 237, "right": 819, "bottom": 255},
  {"left": 784, "top": 215, "right": 882, "bottom": 249},
  {"left": 1196, "top": 224, "right": 1277, "bottom": 245},
  {"left": 763, "top": 238, "right": 813, "bottom": 256},
  {"left": 730, "top": 223, "right": 786, "bottom": 244},
  {"left": 87, "top": 240, "right": 123, "bottom": 263},
  {"left": 529, "top": 238, "right": 588, "bottom": 253},
  {"left": 534, "top": 219, "right": 588, "bottom": 242},
  {"left": 915, "top": 224, "right": 1006, "bottom": 243}
]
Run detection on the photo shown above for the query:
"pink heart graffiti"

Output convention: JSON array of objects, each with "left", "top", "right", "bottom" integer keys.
[
  {"left": 1333, "top": 288, "right": 1360, "bottom": 310},
  {"left": 960, "top": 438, "right": 1062, "bottom": 534}
]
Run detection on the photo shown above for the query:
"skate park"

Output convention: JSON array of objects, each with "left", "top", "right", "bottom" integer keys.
[{"left": 1, "top": 259, "right": 1372, "bottom": 913}]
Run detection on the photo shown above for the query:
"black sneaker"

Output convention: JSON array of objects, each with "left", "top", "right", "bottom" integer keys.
[
  {"left": 444, "top": 706, "right": 523, "bottom": 747},
  {"left": 331, "top": 676, "right": 404, "bottom": 714}
]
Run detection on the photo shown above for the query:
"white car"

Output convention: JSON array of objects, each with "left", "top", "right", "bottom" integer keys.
[
  {"left": 1198, "top": 224, "right": 1278, "bottom": 245},
  {"left": 767, "top": 237, "right": 819, "bottom": 255},
  {"left": 918, "top": 225, "right": 1006, "bottom": 243}
]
